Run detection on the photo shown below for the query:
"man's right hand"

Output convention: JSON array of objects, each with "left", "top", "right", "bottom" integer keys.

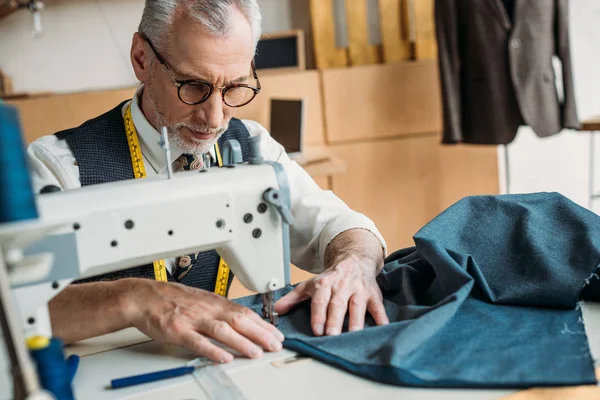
[
  {"left": 49, "top": 278, "right": 284, "bottom": 364},
  {"left": 123, "top": 279, "right": 285, "bottom": 363}
]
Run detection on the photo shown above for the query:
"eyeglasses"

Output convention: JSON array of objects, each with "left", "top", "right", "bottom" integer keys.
[{"left": 140, "top": 32, "right": 261, "bottom": 107}]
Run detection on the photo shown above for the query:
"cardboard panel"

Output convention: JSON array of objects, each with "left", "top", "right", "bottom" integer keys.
[
  {"left": 7, "top": 87, "right": 136, "bottom": 143},
  {"left": 329, "top": 135, "right": 441, "bottom": 251},
  {"left": 437, "top": 144, "right": 500, "bottom": 210},
  {"left": 329, "top": 136, "right": 499, "bottom": 251},
  {"left": 235, "top": 70, "right": 326, "bottom": 146},
  {"left": 312, "top": 176, "right": 331, "bottom": 191},
  {"left": 10, "top": 70, "right": 325, "bottom": 146},
  {"left": 321, "top": 60, "right": 442, "bottom": 143}
]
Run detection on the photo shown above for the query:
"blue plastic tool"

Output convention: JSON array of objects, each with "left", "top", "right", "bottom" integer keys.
[
  {"left": 0, "top": 102, "right": 38, "bottom": 224},
  {"left": 28, "top": 337, "right": 79, "bottom": 400},
  {"left": 111, "top": 365, "right": 197, "bottom": 389}
]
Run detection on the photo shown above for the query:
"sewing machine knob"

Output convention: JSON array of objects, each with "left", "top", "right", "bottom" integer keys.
[
  {"left": 257, "top": 203, "right": 268, "bottom": 213},
  {"left": 262, "top": 188, "right": 294, "bottom": 225},
  {"left": 222, "top": 139, "right": 244, "bottom": 166}
]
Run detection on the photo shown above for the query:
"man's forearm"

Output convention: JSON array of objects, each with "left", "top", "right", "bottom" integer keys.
[
  {"left": 324, "top": 228, "right": 385, "bottom": 273},
  {"left": 49, "top": 279, "right": 135, "bottom": 344}
]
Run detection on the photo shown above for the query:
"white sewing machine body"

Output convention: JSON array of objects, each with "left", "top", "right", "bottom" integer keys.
[
  {"left": 0, "top": 148, "right": 293, "bottom": 399},
  {"left": 2, "top": 161, "right": 292, "bottom": 334},
  {"left": 39, "top": 165, "right": 288, "bottom": 284}
]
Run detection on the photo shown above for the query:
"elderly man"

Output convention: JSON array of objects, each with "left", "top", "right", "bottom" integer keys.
[{"left": 27, "top": 0, "right": 388, "bottom": 363}]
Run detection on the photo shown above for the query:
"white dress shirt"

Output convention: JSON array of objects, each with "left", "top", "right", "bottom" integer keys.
[{"left": 26, "top": 89, "right": 387, "bottom": 274}]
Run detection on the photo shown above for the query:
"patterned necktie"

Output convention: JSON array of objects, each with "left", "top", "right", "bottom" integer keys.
[
  {"left": 174, "top": 153, "right": 203, "bottom": 172},
  {"left": 172, "top": 153, "right": 203, "bottom": 281}
]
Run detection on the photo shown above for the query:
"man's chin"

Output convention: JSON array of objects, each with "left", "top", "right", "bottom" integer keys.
[{"left": 185, "top": 138, "right": 212, "bottom": 149}]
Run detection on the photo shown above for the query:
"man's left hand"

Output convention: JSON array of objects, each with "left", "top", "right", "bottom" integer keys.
[{"left": 274, "top": 229, "right": 389, "bottom": 336}]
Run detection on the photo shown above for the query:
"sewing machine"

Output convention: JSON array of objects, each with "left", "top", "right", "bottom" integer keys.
[{"left": 0, "top": 104, "right": 294, "bottom": 399}]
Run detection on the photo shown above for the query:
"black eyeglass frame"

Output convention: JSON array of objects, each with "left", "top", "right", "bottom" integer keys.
[{"left": 140, "top": 32, "right": 261, "bottom": 107}]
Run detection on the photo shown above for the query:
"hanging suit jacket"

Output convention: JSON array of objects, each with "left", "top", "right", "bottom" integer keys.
[{"left": 435, "top": 0, "right": 580, "bottom": 145}]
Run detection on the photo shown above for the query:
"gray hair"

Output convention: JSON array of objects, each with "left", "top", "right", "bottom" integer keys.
[{"left": 139, "top": 0, "right": 262, "bottom": 52}]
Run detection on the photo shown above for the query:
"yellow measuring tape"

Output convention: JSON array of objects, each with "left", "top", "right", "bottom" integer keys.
[
  {"left": 212, "top": 142, "right": 231, "bottom": 296},
  {"left": 124, "top": 105, "right": 230, "bottom": 295}
]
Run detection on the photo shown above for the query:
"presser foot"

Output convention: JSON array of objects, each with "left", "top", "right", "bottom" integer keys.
[{"left": 262, "top": 292, "right": 279, "bottom": 326}]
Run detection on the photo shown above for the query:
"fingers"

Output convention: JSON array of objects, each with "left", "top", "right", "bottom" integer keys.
[
  {"left": 310, "top": 283, "right": 332, "bottom": 336},
  {"left": 274, "top": 284, "right": 309, "bottom": 315},
  {"left": 367, "top": 296, "right": 389, "bottom": 326},
  {"left": 198, "top": 319, "right": 265, "bottom": 360},
  {"left": 136, "top": 285, "right": 284, "bottom": 362},
  {"left": 324, "top": 289, "right": 351, "bottom": 336},
  {"left": 178, "top": 330, "right": 234, "bottom": 364},
  {"left": 247, "top": 311, "right": 285, "bottom": 342},
  {"left": 347, "top": 294, "right": 367, "bottom": 332},
  {"left": 228, "top": 310, "right": 283, "bottom": 353}
]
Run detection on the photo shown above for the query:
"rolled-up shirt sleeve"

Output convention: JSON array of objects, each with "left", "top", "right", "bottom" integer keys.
[{"left": 242, "top": 120, "right": 387, "bottom": 274}]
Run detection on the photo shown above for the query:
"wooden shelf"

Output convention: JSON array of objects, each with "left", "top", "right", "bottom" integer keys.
[
  {"left": 582, "top": 116, "right": 600, "bottom": 131},
  {"left": 0, "top": 4, "right": 17, "bottom": 21},
  {"left": 293, "top": 146, "right": 346, "bottom": 178},
  {"left": 301, "top": 157, "right": 346, "bottom": 178}
]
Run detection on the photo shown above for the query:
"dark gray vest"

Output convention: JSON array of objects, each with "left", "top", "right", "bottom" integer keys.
[{"left": 54, "top": 101, "right": 252, "bottom": 293}]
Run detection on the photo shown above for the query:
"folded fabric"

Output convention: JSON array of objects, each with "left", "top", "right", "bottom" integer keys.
[{"left": 235, "top": 193, "right": 600, "bottom": 388}]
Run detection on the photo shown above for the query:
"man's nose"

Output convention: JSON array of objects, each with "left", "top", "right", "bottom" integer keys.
[{"left": 198, "top": 92, "right": 225, "bottom": 130}]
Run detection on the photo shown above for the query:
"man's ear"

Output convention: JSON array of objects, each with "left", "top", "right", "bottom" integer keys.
[{"left": 131, "top": 32, "right": 151, "bottom": 82}]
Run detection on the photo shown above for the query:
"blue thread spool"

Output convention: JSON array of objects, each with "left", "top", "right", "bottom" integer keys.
[
  {"left": 0, "top": 102, "right": 38, "bottom": 223},
  {"left": 28, "top": 336, "right": 78, "bottom": 400}
]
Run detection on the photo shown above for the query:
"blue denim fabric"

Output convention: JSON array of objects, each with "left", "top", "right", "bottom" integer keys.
[{"left": 235, "top": 193, "right": 600, "bottom": 388}]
